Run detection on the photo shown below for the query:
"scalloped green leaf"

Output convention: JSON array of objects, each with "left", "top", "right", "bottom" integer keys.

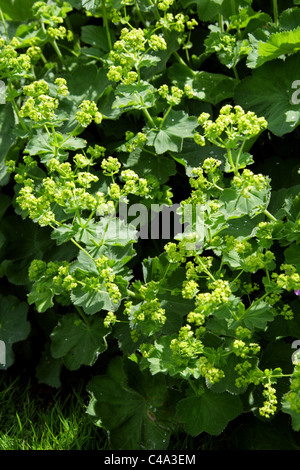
[
  {"left": 146, "top": 110, "right": 198, "bottom": 154},
  {"left": 177, "top": 390, "right": 243, "bottom": 436},
  {"left": 86, "top": 357, "right": 173, "bottom": 450},
  {"left": 234, "top": 54, "right": 300, "bottom": 136},
  {"left": 0, "top": 295, "right": 30, "bottom": 368},
  {"left": 50, "top": 312, "right": 110, "bottom": 370},
  {"left": 181, "top": 0, "right": 251, "bottom": 20},
  {"left": 168, "top": 63, "right": 236, "bottom": 105},
  {"left": 247, "top": 27, "right": 300, "bottom": 68}
]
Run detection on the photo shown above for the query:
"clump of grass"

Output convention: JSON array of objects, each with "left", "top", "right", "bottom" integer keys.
[{"left": 0, "top": 373, "right": 109, "bottom": 450}]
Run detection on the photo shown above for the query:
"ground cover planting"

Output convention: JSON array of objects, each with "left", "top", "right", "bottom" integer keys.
[{"left": 0, "top": 0, "right": 300, "bottom": 451}]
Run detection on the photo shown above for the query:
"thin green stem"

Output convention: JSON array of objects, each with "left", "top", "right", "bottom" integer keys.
[
  {"left": 233, "top": 65, "right": 240, "bottom": 81},
  {"left": 135, "top": 1, "right": 147, "bottom": 27},
  {"left": 159, "top": 262, "right": 171, "bottom": 286},
  {"left": 50, "top": 124, "right": 58, "bottom": 157},
  {"left": 75, "top": 306, "right": 90, "bottom": 325},
  {"left": 70, "top": 237, "right": 94, "bottom": 261},
  {"left": 51, "top": 39, "right": 68, "bottom": 70},
  {"left": 218, "top": 14, "right": 224, "bottom": 33},
  {"left": 226, "top": 147, "right": 238, "bottom": 175},
  {"left": 0, "top": 7, "right": 9, "bottom": 39},
  {"left": 272, "top": 0, "right": 279, "bottom": 27},
  {"left": 187, "top": 377, "right": 200, "bottom": 396},
  {"left": 231, "top": 0, "right": 236, "bottom": 16},
  {"left": 243, "top": 292, "right": 269, "bottom": 316},
  {"left": 197, "top": 257, "right": 216, "bottom": 282},
  {"left": 7, "top": 82, "right": 28, "bottom": 132},
  {"left": 264, "top": 209, "right": 277, "bottom": 222},
  {"left": 142, "top": 107, "right": 156, "bottom": 128},
  {"left": 102, "top": 0, "right": 112, "bottom": 50},
  {"left": 127, "top": 289, "right": 144, "bottom": 300},
  {"left": 230, "top": 269, "right": 244, "bottom": 286},
  {"left": 173, "top": 50, "right": 188, "bottom": 67},
  {"left": 159, "top": 104, "right": 173, "bottom": 129},
  {"left": 235, "top": 140, "right": 245, "bottom": 170}
]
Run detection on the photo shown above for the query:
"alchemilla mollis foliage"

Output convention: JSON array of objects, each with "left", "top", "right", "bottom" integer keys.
[{"left": 0, "top": 0, "right": 300, "bottom": 450}]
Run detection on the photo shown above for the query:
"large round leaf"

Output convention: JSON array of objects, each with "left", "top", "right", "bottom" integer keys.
[{"left": 234, "top": 54, "right": 300, "bottom": 136}]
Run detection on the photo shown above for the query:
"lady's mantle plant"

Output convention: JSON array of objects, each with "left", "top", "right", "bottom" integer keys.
[{"left": 0, "top": 0, "right": 300, "bottom": 450}]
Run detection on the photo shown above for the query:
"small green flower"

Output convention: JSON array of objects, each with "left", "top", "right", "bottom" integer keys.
[
  {"left": 104, "top": 311, "right": 117, "bottom": 328},
  {"left": 76, "top": 100, "right": 103, "bottom": 127}
]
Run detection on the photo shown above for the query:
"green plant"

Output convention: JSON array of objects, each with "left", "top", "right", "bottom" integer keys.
[{"left": 0, "top": 0, "right": 300, "bottom": 451}]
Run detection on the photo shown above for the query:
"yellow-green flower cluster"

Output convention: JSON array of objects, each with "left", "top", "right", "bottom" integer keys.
[
  {"left": 158, "top": 85, "right": 184, "bottom": 106},
  {"left": 104, "top": 311, "right": 117, "bottom": 328},
  {"left": 234, "top": 361, "right": 264, "bottom": 388},
  {"left": 32, "top": 1, "right": 72, "bottom": 24},
  {"left": 28, "top": 259, "right": 76, "bottom": 300},
  {"left": 259, "top": 382, "right": 278, "bottom": 418},
  {"left": 124, "top": 131, "right": 147, "bottom": 152},
  {"left": 232, "top": 339, "right": 260, "bottom": 358},
  {"left": 272, "top": 264, "right": 300, "bottom": 292},
  {"left": 157, "top": 0, "right": 175, "bottom": 11},
  {"left": 243, "top": 250, "right": 275, "bottom": 273},
  {"left": 181, "top": 280, "right": 199, "bottom": 299},
  {"left": 197, "top": 356, "right": 225, "bottom": 384},
  {"left": 17, "top": 181, "right": 52, "bottom": 223},
  {"left": 19, "top": 79, "right": 64, "bottom": 123},
  {"left": 195, "top": 105, "right": 267, "bottom": 149},
  {"left": 148, "top": 34, "right": 167, "bottom": 51},
  {"left": 156, "top": 12, "right": 196, "bottom": 33},
  {"left": 52, "top": 263, "right": 78, "bottom": 290},
  {"left": 101, "top": 156, "right": 121, "bottom": 176},
  {"left": 120, "top": 169, "right": 149, "bottom": 197},
  {"left": 186, "top": 311, "right": 205, "bottom": 327},
  {"left": 170, "top": 325, "right": 204, "bottom": 365},
  {"left": 195, "top": 279, "right": 232, "bottom": 314},
  {"left": 48, "top": 26, "right": 67, "bottom": 40},
  {"left": 185, "top": 257, "right": 213, "bottom": 280},
  {"left": 164, "top": 241, "right": 187, "bottom": 264},
  {"left": 283, "top": 365, "right": 300, "bottom": 413},
  {"left": 232, "top": 169, "right": 270, "bottom": 197},
  {"left": 279, "top": 305, "right": 294, "bottom": 320},
  {"left": 0, "top": 41, "right": 31, "bottom": 78},
  {"left": 107, "top": 27, "right": 167, "bottom": 84},
  {"left": 15, "top": 152, "right": 119, "bottom": 226},
  {"left": 76, "top": 100, "right": 103, "bottom": 127},
  {"left": 125, "top": 298, "right": 166, "bottom": 336},
  {"left": 54, "top": 77, "right": 69, "bottom": 96},
  {"left": 26, "top": 46, "right": 42, "bottom": 62}
]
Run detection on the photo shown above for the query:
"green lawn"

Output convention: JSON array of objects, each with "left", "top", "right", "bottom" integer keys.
[{"left": 0, "top": 371, "right": 109, "bottom": 450}]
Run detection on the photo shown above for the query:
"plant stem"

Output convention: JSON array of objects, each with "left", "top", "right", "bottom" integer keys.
[
  {"left": 51, "top": 39, "right": 68, "bottom": 70},
  {"left": 159, "top": 104, "right": 173, "bottom": 129},
  {"left": 233, "top": 65, "right": 239, "bottom": 81},
  {"left": 227, "top": 147, "right": 238, "bottom": 175},
  {"left": 75, "top": 306, "right": 90, "bottom": 325},
  {"left": 70, "top": 237, "right": 95, "bottom": 261},
  {"left": 218, "top": 14, "right": 224, "bottom": 33},
  {"left": 51, "top": 125, "right": 58, "bottom": 157},
  {"left": 0, "top": 7, "right": 9, "bottom": 39},
  {"left": 264, "top": 209, "right": 277, "bottom": 222},
  {"left": 7, "top": 82, "right": 28, "bottom": 132},
  {"left": 235, "top": 140, "right": 245, "bottom": 170},
  {"left": 272, "top": 0, "right": 279, "bottom": 26},
  {"left": 102, "top": 0, "right": 112, "bottom": 50},
  {"left": 173, "top": 50, "right": 188, "bottom": 67},
  {"left": 142, "top": 107, "right": 156, "bottom": 128},
  {"left": 231, "top": 0, "right": 236, "bottom": 16},
  {"left": 197, "top": 256, "right": 216, "bottom": 282},
  {"left": 135, "top": 1, "right": 147, "bottom": 27},
  {"left": 187, "top": 377, "right": 200, "bottom": 396}
]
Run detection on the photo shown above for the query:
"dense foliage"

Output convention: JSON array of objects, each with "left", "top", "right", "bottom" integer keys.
[{"left": 0, "top": 0, "right": 300, "bottom": 450}]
